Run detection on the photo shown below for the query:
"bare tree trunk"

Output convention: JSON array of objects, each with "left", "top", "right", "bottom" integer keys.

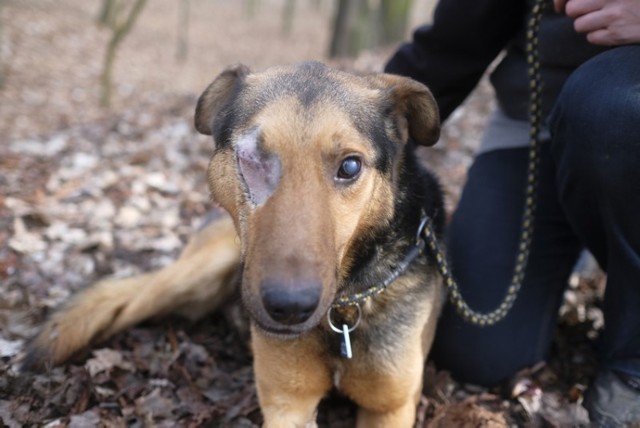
[
  {"left": 281, "top": 0, "right": 296, "bottom": 36},
  {"left": 245, "top": 0, "right": 259, "bottom": 18},
  {"left": 379, "top": 0, "right": 412, "bottom": 45},
  {"left": 176, "top": 0, "right": 190, "bottom": 61},
  {"left": 329, "top": 0, "right": 360, "bottom": 58},
  {"left": 101, "top": 39, "right": 117, "bottom": 107},
  {"left": 329, "top": 0, "right": 413, "bottom": 59},
  {"left": 100, "top": 0, "right": 147, "bottom": 107},
  {"left": 310, "top": 0, "right": 323, "bottom": 12},
  {"left": 0, "top": 0, "right": 4, "bottom": 89},
  {"left": 97, "top": 0, "right": 117, "bottom": 27}
]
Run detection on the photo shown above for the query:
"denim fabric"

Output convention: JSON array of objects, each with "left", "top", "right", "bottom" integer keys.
[
  {"left": 431, "top": 45, "right": 640, "bottom": 387},
  {"left": 550, "top": 45, "right": 640, "bottom": 377}
]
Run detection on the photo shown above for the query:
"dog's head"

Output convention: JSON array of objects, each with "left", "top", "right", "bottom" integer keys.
[{"left": 195, "top": 62, "right": 439, "bottom": 336}]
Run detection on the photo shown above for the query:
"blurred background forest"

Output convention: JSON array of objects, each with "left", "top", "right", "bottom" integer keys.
[
  {"left": 0, "top": 0, "right": 437, "bottom": 140},
  {"left": 1, "top": 1, "right": 603, "bottom": 427}
]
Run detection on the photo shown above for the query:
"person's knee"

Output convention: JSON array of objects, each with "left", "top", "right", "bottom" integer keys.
[
  {"left": 550, "top": 47, "right": 639, "bottom": 149},
  {"left": 550, "top": 47, "right": 640, "bottom": 192}
]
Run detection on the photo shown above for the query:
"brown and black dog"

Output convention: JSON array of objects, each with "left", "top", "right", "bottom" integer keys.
[{"left": 26, "top": 62, "right": 446, "bottom": 427}]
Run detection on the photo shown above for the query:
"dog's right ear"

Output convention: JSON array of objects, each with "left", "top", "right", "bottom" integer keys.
[
  {"left": 365, "top": 73, "right": 440, "bottom": 146},
  {"left": 195, "top": 64, "right": 251, "bottom": 136}
]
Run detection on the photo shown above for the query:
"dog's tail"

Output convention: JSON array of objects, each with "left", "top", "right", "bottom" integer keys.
[{"left": 23, "top": 214, "right": 241, "bottom": 370}]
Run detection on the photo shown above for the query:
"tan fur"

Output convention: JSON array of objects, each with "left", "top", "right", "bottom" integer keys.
[
  {"left": 27, "top": 63, "right": 443, "bottom": 427},
  {"left": 228, "top": 97, "right": 394, "bottom": 328},
  {"left": 252, "top": 328, "right": 333, "bottom": 428},
  {"left": 249, "top": 272, "right": 442, "bottom": 428},
  {"left": 344, "top": 275, "right": 442, "bottom": 428},
  {"left": 27, "top": 215, "right": 240, "bottom": 367}
]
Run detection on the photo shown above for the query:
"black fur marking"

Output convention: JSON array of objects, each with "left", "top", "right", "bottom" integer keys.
[
  {"left": 342, "top": 141, "right": 444, "bottom": 299},
  {"left": 211, "top": 84, "right": 246, "bottom": 149},
  {"left": 353, "top": 112, "right": 397, "bottom": 173},
  {"left": 210, "top": 62, "right": 402, "bottom": 175},
  {"left": 334, "top": 142, "right": 444, "bottom": 353}
]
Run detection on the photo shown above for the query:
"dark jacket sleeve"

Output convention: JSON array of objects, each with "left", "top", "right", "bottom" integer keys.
[{"left": 384, "top": 0, "right": 527, "bottom": 121}]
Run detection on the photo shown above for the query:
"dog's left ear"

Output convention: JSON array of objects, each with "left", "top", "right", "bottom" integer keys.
[
  {"left": 195, "top": 64, "right": 251, "bottom": 136},
  {"left": 367, "top": 74, "right": 440, "bottom": 146}
]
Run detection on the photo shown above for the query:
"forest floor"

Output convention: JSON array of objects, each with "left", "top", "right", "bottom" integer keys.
[{"left": 1, "top": 1, "right": 605, "bottom": 426}]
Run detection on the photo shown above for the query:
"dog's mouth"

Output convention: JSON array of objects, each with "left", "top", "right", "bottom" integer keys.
[{"left": 250, "top": 315, "right": 320, "bottom": 339}]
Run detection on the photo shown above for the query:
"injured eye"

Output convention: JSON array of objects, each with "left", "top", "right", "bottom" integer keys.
[{"left": 336, "top": 156, "right": 362, "bottom": 182}]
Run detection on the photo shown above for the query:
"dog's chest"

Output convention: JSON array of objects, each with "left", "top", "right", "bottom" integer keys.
[{"left": 328, "top": 310, "right": 425, "bottom": 377}]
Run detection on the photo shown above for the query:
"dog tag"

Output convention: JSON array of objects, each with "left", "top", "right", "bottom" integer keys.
[
  {"left": 327, "top": 305, "right": 360, "bottom": 360},
  {"left": 340, "top": 324, "right": 353, "bottom": 359}
]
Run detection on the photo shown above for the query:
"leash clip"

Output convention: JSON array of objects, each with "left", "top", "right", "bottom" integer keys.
[
  {"left": 416, "top": 211, "right": 430, "bottom": 246},
  {"left": 327, "top": 304, "right": 361, "bottom": 359}
]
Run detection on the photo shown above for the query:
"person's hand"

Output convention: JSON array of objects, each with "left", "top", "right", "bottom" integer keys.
[{"left": 553, "top": 0, "right": 640, "bottom": 45}]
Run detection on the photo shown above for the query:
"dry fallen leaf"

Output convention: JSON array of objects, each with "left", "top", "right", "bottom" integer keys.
[{"left": 85, "top": 348, "right": 135, "bottom": 377}]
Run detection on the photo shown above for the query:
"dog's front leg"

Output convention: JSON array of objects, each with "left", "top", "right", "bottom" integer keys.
[
  {"left": 356, "top": 398, "right": 420, "bottom": 428},
  {"left": 345, "top": 360, "right": 425, "bottom": 428},
  {"left": 251, "top": 328, "right": 332, "bottom": 428},
  {"left": 341, "top": 306, "right": 438, "bottom": 428}
]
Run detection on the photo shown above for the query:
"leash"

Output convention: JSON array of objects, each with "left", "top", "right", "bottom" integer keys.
[
  {"left": 424, "top": 0, "right": 546, "bottom": 326},
  {"left": 326, "top": 0, "right": 546, "bottom": 356}
]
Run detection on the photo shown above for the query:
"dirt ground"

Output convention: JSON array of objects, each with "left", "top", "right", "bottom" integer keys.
[{"left": 1, "top": 0, "right": 605, "bottom": 426}]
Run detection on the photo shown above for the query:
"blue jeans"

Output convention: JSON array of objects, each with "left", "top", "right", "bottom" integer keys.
[{"left": 430, "top": 45, "right": 640, "bottom": 386}]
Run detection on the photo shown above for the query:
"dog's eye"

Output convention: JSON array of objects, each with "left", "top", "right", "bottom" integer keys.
[{"left": 336, "top": 156, "right": 362, "bottom": 181}]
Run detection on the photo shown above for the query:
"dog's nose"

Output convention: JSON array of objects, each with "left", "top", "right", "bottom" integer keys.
[{"left": 261, "top": 280, "right": 321, "bottom": 325}]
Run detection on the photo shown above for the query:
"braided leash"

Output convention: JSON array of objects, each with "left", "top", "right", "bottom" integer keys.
[
  {"left": 328, "top": 0, "right": 546, "bottom": 341},
  {"left": 423, "top": 0, "right": 546, "bottom": 326}
]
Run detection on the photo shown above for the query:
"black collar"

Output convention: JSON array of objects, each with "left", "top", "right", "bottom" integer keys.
[{"left": 331, "top": 213, "right": 430, "bottom": 308}]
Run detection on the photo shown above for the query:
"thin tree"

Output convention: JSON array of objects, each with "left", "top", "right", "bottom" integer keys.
[
  {"left": 245, "top": 0, "right": 259, "bottom": 18},
  {"left": 97, "top": 0, "right": 117, "bottom": 27},
  {"left": 329, "top": 0, "right": 413, "bottom": 59},
  {"left": 0, "top": 0, "right": 5, "bottom": 88},
  {"left": 379, "top": 0, "right": 412, "bottom": 45},
  {"left": 100, "top": 0, "right": 147, "bottom": 107},
  {"left": 176, "top": 0, "right": 190, "bottom": 61},
  {"left": 329, "top": 0, "right": 361, "bottom": 58},
  {"left": 282, "top": 0, "right": 296, "bottom": 36}
]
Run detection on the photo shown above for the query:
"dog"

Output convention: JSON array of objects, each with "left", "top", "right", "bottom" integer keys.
[{"left": 25, "top": 62, "right": 445, "bottom": 427}]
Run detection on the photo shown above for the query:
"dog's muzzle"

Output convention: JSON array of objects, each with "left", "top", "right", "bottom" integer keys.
[{"left": 260, "top": 279, "right": 322, "bottom": 326}]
